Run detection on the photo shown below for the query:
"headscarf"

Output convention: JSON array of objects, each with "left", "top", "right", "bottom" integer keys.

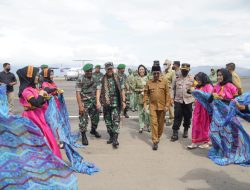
[
  {"left": 137, "top": 64, "right": 147, "bottom": 76},
  {"left": 217, "top": 68, "right": 232, "bottom": 86},
  {"left": 16, "top": 66, "right": 39, "bottom": 97},
  {"left": 42, "top": 68, "right": 54, "bottom": 83},
  {"left": 195, "top": 72, "right": 212, "bottom": 88}
]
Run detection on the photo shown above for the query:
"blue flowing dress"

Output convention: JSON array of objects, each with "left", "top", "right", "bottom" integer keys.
[{"left": 192, "top": 90, "right": 250, "bottom": 166}]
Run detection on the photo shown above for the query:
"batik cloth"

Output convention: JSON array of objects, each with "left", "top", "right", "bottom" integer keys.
[
  {"left": 193, "top": 90, "right": 250, "bottom": 166},
  {"left": 45, "top": 94, "right": 100, "bottom": 174},
  {"left": 0, "top": 85, "right": 78, "bottom": 190}
]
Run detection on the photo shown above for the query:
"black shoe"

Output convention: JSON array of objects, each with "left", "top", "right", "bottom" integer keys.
[
  {"left": 183, "top": 129, "right": 188, "bottom": 138},
  {"left": 152, "top": 143, "right": 158, "bottom": 151},
  {"left": 90, "top": 129, "right": 101, "bottom": 138},
  {"left": 107, "top": 132, "right": 113, "bottom": 144},
  {"left": 170, "top": 130, "right": 179, "bottom": 142},
  {"left": 124, "top": 110, "right": 129, "bottom": 118},
  {"left": 112, "top": 133, "right": 119, "bottom": 148},
  {"left": 81, "top": 132, "right": 89, "bottom": 145},
  {"left": 124, "top": 112, "right": 129, "bottom": 118}
]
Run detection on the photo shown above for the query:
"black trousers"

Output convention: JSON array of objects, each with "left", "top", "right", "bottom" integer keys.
[{"left": 172, "top": 101, "right": 193, "bottom": 131}]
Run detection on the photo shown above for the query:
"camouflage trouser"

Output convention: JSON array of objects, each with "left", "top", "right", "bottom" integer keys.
[
  {"left": 79, "top": 102, "right": 100, "bottom": 133},
  {"left": 138, "top": 104, "right": 150, "bottom": 130},
  {"left": 124, "top": 92, "right": 130, "bottom": 113},
  {"left": 103, "top": 105, "right": 121, "bottom": 134},
  {"left": 129, "top": 92, "right": 137, "bottom": 110}
]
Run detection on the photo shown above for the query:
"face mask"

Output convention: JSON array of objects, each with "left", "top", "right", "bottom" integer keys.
[
  {"left": 164, "top": 65, "right": 170, "bottom": 70},
  {"left": 181, "top": 70, "right": 189, "bottom": 77},
  {"left": 6, "top": 68, "right": 10, "bottom": 72}
]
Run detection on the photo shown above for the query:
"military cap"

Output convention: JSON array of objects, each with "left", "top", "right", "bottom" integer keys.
[
  {"left": 41, "top": 64, "right": 48, "bottom": 69},
  {"left": 82, "top": 63, "right": 93, "bottom": 71},
  {"left": 95, "top": 65, "right": 101, "bottom": 69},
  {"left": 181, "top": 63, "right": 191, "bottom": 71},
  {"left": 105, "top": 62, "right": 114, "bottom": 70},
  {"left": 117, "top": 64, "right": 126, "bottom": 69}
]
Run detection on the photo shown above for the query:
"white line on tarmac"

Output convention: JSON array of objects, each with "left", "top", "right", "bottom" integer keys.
[
  {"left": 69, "top": 115, "right": 171, "bottom": 119},
  {"left": 69, "top": 115, "right": 140, "bottom": 118}
]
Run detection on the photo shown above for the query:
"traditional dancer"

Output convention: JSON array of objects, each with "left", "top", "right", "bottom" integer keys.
[
  {"left": 191, "top": 69, "right": 250, "bottom": 166},
  {"left": 41, "top": 68, "right": 62, "bottom": 109},
  {"left": 0, "top": 84, "right": 78, "bottom": 190},
  {"left": 17, "top": 66, "right": 62, "bottom": 158},
  {"left": 187, "top": 72, "right": 213, "bottom": 149}
]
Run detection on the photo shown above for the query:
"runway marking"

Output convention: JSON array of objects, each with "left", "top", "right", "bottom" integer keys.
[
  {"left": 69, "top": 115, "right": 140, "bottom": 118},
  {"left": 69, "top": 115, "right": 171, "bottom": 119}
]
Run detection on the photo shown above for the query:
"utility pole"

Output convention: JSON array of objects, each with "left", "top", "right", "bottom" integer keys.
[{"left": 72, "top": 59, "right": 92, "bottom": 68}]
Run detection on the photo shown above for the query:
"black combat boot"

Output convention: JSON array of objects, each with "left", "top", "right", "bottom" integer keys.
[
  {"left": 112, "top": 133, "right": 119, "bottom": 148},
  {"left": 123, "top": 109, "right": 129, "bottom": 118},
  {"left": 183, "top": 129, "right": 188, "bottom": 138},
  {"left": 107, "top": 132, "right": 113, "bottom": 144},
  {"left": 170, "top": 130, "right": 179, "bottom": 142},
  {"left": 81, "top": 132, "right": 89, "bottom": 145},
  {"left": 90, "top": 128, "right": 101, "bottom": 138}
]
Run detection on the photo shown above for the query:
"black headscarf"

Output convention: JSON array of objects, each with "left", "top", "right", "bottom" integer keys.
[
  {"left": 217, "top": 68, "right": 232, "bottom": 85},
  {"left": 194, "top": 72, "right": 212, "bottom": 88},
  {"left": 16, "top": 66, "right": 39, "bottom": 97},
  {"left": 41, "top": 68, "right": 54, "bottom": 83},
  {"left": 137, "top": 65, "right": 148, "bottom": 76}
]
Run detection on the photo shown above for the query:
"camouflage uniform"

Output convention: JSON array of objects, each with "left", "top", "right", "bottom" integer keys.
[
  {"left": 127, "top": 71, "right": 136, "bottom": 110},
  {"left": 134, "top": 75, "right": 150, "bottom": 131},
  {"left": 97, "top": 76, "right": 124, "bottom": 134},
  {"left": 93, "top": 72, "right": 104, "bottom": 82},
  {"left": 76, "top": 74, "right": 100, "bottom": 132},
  {"left": 133, "top": 71, "right": 139, "bottom": 110},
  {"left": 118, "top": 72, "right": 130, "bottom": 113}
]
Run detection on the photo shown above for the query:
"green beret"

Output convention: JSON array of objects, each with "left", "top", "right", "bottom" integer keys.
[
  {"left": 41, "top": 64, "right": 48, "bottom": 69},
  {"left": 95, "top": 65, "right": 101, "bottom": 69},
  {"left": 117, "top": 64, "right": 126, "bottom": 69},
  {"left": 83, "top": 63, "right": 93, "bottom": 71}
]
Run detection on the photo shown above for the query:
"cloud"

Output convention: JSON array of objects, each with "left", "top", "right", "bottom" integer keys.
[{"left": 0, "top": 0, "right": 250, "bottom": 69}]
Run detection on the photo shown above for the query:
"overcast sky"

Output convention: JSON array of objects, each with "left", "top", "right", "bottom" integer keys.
[{"left": 0, "top": 0, "right": 250, "bottom": 68}]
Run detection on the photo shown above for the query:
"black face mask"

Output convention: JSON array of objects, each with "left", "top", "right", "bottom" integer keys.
[
  {"left": 181, "top": 70, "right": 189, "bottom": 77},
  {"left": 6, "top": 68, "right": 10, "bottom": 72}
]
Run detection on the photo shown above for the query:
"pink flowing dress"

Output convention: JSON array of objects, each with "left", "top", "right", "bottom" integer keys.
[
  {"left": 213, "top": 82, "right": 238, "bottom": 99},
  {"left": 19, "top": 86, "right": 62, "bottom": 158},
  {"left": 42, "top": 81, "right": 60, "bottom": 109},
  {"left": 192, "top": 84, "right": 214, "bottom": 144}
]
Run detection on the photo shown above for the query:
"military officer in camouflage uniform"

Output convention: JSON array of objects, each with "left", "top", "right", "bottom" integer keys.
[
  {"left": 117, "top": 64, "right": 130, "bottom": 118},
  {"left": 76, "top": 63, "right": 101, "bottom": 146},
  {"left": 127, "top": 68, "right": 136, "bottom": 111},
  {"left": 96, "top": 62, "right": 126, "bottom": 148},
  {"left": 133, "top": 70, "right": 139, "bottom": 111},
  {"left": 93, "top": 65, "right": 104, "bottom": 81}
]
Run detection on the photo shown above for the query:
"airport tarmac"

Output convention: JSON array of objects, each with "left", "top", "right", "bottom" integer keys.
[{"left": 11, "top": 78, "right": 250, "bottom": 190}]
